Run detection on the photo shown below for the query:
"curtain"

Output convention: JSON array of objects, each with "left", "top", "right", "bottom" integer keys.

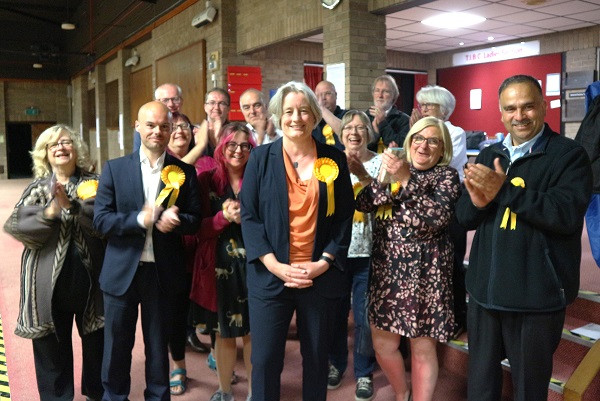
[
  {"left": 414, "top": 74, "right": 429, "bottom": 108},
  {"left": 304, "top": 65, "right": 323, "bottom": 91}
]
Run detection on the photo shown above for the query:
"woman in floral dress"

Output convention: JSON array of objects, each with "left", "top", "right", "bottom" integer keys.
[{"left": 356, "top": 116, "right": 461, "bottom": 401}]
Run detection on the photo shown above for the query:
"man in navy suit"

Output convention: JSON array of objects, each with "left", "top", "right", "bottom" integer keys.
[{"left": 94, "top": 101, "right": 201, "bottom": 401}]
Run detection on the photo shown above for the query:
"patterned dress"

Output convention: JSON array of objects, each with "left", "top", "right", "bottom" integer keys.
[{"left": 356, "top": 165, "right": 460, "bottom": 342}]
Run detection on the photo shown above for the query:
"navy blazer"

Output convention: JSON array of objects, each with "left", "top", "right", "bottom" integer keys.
[
  {"left": 94, "top": 151, "right": 201, "bottom": 296},
  {"left": 240, "top": 139, "right": 354, "bottom": 299}
]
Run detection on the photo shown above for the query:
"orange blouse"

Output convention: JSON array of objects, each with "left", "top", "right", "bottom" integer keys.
[{"left": 283, "top": 146, "right": 319, "bottom": 264}]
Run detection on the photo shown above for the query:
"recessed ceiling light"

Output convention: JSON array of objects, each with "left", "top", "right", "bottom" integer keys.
[
  {"left": 488, "top": 36, "right": 495, "bottom": 41},
  {"left": 33, "top": 63, "right": 43, "bottom": 69},
  {"left": 422, "top": 12, "right": 486, "bottom": 29},
  {"left": 61, "top": 22, "right": 76, "bottom": 30},
  {"left": 459, "top": 42, "right": 465, "bottom": 46}
]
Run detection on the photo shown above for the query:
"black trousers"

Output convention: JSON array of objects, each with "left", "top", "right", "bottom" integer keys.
[
  {"left": 33, "top": 271, "right": 104, "bottom": 401},
  {"left": 249, "top": 287, "right": 337, "bottom": 401},
  {"left": 467, "top": 301, "right": 565, "bottom": 401},
  {"left": 449, "top": 216, "right": 467, "bottom": 328}
]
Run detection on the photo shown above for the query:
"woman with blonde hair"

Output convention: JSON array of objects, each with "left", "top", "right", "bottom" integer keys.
[{"left": 4, "top": 125, "right": 105, "bottom": 401}]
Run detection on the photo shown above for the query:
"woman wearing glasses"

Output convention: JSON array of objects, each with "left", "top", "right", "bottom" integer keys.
[
  {"left": 411, "top": 85, "right": 469, "bottom": 339},
  {"left": 240, "top": 81, "right": 353, "bottom": 401},
  {"left": 356, "top": 117, "right": 460, "bottom": 401},
  {"left": 189, "top": 123, "right": 256, "bottom": 401},
  {"left": 4, "top": 125, "right": 105, "bottom": 401}
]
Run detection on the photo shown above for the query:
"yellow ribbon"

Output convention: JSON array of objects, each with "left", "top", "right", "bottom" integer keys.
[
  {"left": 500, "top": 177, "right": 525, "bottom": 230},
  {"left": 76, "top": 179, "right": 99, "bottom": 200},
  {"left": 322, "top": 125, "right": 335, "bottom": 145},
  {"left": 353, "top": 182, "right": 365, "bottom": 223},
  {"left": 314, "top": 157, "right": 339, "bottom": 216},
  {"left": 155, "top": 165, "right": 186, "bottom": 208},
  {"left": 377, "top": 137, "right": 386, "bottom": 154},
  {"left": 376, "top": 182, "right": 401, "bottom": 220}
]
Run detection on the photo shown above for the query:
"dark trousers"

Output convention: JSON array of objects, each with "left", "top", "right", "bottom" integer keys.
[
  {"left": 32, "top": 316, "right": 104, "bottom": 401},
  {"left": 102, "top": 263, "right": 171, "bottom": 401},
  {"left": 329, "top": 257, "right": 376, "bottom": 378},
  {"left": 249, "top": 287, "right": 337, "bottom": 401},
  {"left": 168, "top": 273, "right": 192, "bottom": 362},
  {"left": 467, "top": 301, "right": 565, "bottom": 401},
  {"left": 449, "top": 217, "right": 467, "bottom": 328}
]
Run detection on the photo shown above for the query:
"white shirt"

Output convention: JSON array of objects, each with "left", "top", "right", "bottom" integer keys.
[
  {"left": 137, "top": 148, "right": 166, "bottom": 262},
  {"left": 503, "top": 128, "right": 544, "bottom": 163},
  {"left": 246, "top": 122, "right": 282, "bottom": 146},
  {"left": 445, "top": 121, "right": 468, "bottom": 183}
]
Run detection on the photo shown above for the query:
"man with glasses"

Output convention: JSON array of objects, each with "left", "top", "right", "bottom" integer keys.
[
  {"left": 239, "top": 88, "right": 281, "bottom": 146},
  {"left": 196, "top": 88, "right": 231, "bottom": 157},
  {"left": 313, "top": 80, "right": 346, "bottom": 150},
  {"left": 367, "top": 74, "right": 410, "bottom": 152}
]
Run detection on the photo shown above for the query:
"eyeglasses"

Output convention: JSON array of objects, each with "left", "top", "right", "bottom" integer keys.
[
  {"left": 225, "top": 141, "right": 253, "bottom": 152},
  {"left": 206, "top": 101, "right": 230, "bottom": 108},
  {"left": 342, "top": 125, "right": 368, "bottom": 133},
  {"left": 412, "top": 134, "right": 441, "bottom": 148},
  {"left": 46, "top": 139, "right": 74, "bottom": 151},
  {"left": 158, "top": 96, "right": 182, "bottom": 104},
  {"left": 418, "top": 103, "right": 438, "bottom": 110},
  {"left": 317, "top": 91, "right": 335, "bottom": 97},
  {"left": 172, "top": 122, "right": 191, "bottom": 130}
]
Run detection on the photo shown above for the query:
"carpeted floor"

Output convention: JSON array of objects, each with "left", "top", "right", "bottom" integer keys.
[{"left": 1, "top": 177, "right": 598, "bottom": 401}]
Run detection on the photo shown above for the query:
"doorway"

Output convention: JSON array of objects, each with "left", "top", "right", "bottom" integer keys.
[{"left": 6, "top": 123, "right": 33, "bottom": 179}]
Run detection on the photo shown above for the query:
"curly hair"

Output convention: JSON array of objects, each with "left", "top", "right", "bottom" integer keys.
[{"left": 30, "top": 124, "right": 94, "bottom": 179}]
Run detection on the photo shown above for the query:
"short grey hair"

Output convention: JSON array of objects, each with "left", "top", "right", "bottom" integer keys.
[
  {"left": 268, "top": 81, "right": 322, "bottom": 130},
  {"left": 416, "top": 85, "right": 456, "bottom": 120}
]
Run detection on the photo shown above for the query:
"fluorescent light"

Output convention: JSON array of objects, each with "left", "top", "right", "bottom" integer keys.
[
  {"left": 422, "top": 12, "right": 486, "bottom": 29},
  {"left": 61, "top": 22, "right": 76, "bottom": 30},
  {"left": 33, "top": 63, "right": 43, "bottom": 69}
]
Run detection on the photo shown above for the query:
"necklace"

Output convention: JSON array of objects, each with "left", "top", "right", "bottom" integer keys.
[{"left": 293, "top": 153, "right": 311, "bottom": 168}]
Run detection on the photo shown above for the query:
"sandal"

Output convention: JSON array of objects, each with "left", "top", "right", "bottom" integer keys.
[{"left": 170, "top": 368, "right": 188, "bottom": 396}]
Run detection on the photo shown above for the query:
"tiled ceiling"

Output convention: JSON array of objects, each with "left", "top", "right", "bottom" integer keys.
[{"left": 304, "top": 0, "right": 600, "bottom": 54}]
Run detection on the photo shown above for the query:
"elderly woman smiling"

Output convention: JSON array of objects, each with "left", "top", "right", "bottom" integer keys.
[
  {"left": 356, "top": 116, "right": 461, "bottom": 401},
  {"left": 240, "top": 81, "right": 353, "bottom": 401}
]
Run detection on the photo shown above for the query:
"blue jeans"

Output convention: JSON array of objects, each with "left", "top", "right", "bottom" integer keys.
[{"left": 328, "top": 257, "right": 376, "bottom": 379}]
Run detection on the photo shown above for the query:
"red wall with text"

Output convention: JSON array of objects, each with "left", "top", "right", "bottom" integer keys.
[{"left": 438, "top": 53, "right": 562, "bottom": 138}]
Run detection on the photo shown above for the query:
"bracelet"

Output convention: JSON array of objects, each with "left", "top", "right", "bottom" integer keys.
[{"left": 319, "top": 255, "right": 334, "bottom": 267}]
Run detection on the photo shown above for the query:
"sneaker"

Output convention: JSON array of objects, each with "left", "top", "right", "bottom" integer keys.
[
  {"left": 209, "top": 390, "right": 234, "bottom": 401},
  {"left": 355, "top": 376, "right": 374, "bottom": 401},
  {"left": 187, "top": 333, "right": 210, "bottom": 353},
  {"left": 207, "top": 352, "right": 217, "bottom": 371},
  {"left": 327, "top": 364, "right": 343, "bottom": 390}
]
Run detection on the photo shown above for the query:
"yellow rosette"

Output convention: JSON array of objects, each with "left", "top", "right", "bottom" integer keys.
[
  {"left": 314, "top": 157, "right": 339, "bottom": 216},
  {"left": 322, "top": 124, "right": 335, "bottom": 145},
  {"left": 155, "top": 165, "right": 186, "bottom": 208},
  {"left": 376, "top": 181, "right": 401, "bottom": 220},
  {"left": 76, "top": 179, "right": 99, "bottom": 200},
  {"left": 353, "top": 182, "right": 365, "bottom": 223},
  {"left": 377, "top": 138, "right": 386, "bottom": 154},
  {"left": 500, "top": 177, "right": 525, "bottom": 230}
]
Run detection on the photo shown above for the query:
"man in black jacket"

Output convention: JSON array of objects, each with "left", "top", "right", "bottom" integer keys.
[{"left": 456, "top": 75, "right": 592, "bottom": 401}]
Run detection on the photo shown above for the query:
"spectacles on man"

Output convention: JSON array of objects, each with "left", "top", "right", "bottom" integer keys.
[
  {"left": 412, "top": 134, "right": 441, "bottom": 148},
  {"left": 46, "top": 139, "right": 74, "bottom": 151},
  {"left": 206, "top": 101, "right": 230, "bottom": 108},
  {"left": 418, "top": 103, "right": 438, "bottom": 111},
  {"left": 342, "top": 125, "right": 368, "bottom": 133},
  {"left": 173, "top": 122, "right": 191, "bottom": 130},
  {"left": 225, "top": 141, "right": 253, "bottom": 152},
  {"left": 158, "top": 96, "right": 182, "bottom": 104}
]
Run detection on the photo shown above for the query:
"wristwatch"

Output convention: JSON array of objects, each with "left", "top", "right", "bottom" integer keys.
[{"left": 319, "top": 255, "right": 334, "bottom": 266}]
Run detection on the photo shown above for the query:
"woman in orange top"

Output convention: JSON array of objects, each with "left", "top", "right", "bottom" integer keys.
[{"left": 240, "top": 81, "right": 354, "bottom": 401}]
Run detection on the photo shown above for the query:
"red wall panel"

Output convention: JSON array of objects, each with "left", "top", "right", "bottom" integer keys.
[{"left": 438, "top": 53, "right": 562, "bottom": 138}]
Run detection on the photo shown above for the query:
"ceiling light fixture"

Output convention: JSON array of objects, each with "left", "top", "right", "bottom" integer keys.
[
  {"left": 488, "top": 36, "right": 495, "bottom": 41},
  {"left": 33, "top": 63, "right": 43, "bottom": 69},
  {"left": 421, "top": 12, "right": 486, "bottom": 29},
  {"left": 62, "top": 0, "right": 76, "bottom": 30}
]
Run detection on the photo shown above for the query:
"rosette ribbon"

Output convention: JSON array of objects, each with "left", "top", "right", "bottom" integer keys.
[
  {"left": 155, "top": 165, "right": 186, "bottom": 208},
  {"left": 376, "top": 181, "right": 401, "bottom": 220},
  {"left": 322, "top": 125, "right": 336, "bottom": 145},
  {"left": 500, "top": 177, "right": 525, "bottom": 230},
  {"left": 76, "top": 179, "right": 99, "bottom": 200},
  {"left": 353, "top": 182, "right": 365, "bottom": 223},
  {"left": 314, "top": 157, "right": 339, "bottom": 216}
]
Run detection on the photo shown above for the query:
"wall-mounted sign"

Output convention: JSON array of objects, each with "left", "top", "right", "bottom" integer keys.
[
  {"left": 453, "top": 41, "right": 540, "bottom": 67},
  {"left": 25, "top": 106, "right": 40, "bottom": 115}
]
